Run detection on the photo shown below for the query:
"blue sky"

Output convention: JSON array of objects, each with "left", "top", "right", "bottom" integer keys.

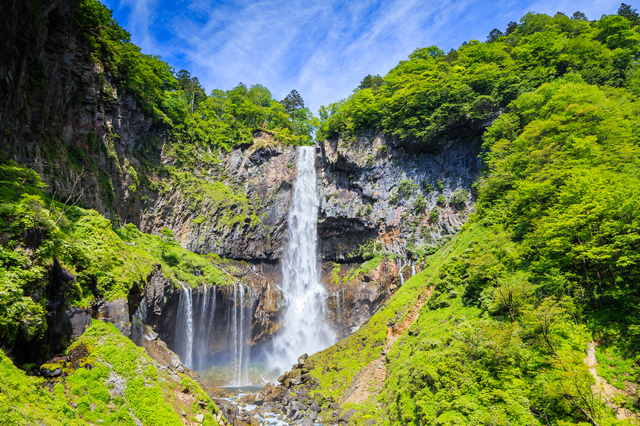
[{"left": 100, "top": 0, "right": 624, "bottom": 113}]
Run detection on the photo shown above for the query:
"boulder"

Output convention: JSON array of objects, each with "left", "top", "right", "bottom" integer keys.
[
  {"left": 94, "top": 298, "right": 130, "bottom": 336},
  {"left": 339, "top": 408, "right": 357, "bottom": 423},
  {"left": 195, "top": 414, "right": 204, "bottom": 423},
  {"left": 40, "top": 362, "right": 63, "bottom": 377}
]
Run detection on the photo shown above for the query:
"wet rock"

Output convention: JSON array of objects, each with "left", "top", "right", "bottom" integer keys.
[
  {"left": 143, "top": 267, "right": 173, "bottom": 328},
  {"left": 62, "top": 307, "right": 92, "bottom": 340}
]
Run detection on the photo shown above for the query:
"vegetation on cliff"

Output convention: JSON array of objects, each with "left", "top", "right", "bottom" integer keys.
[
  {"left": 303, "top": 7, "right": 640, "bottom": 425},
  {"left": 317, "top": 7, "right": 640, "bottom": 149},
  {"left": 0, "top": 158, "right": 227, "bottom": 349},
  {"left": 75, "top": 0, "right": 316, "bottom": 149},
  {"left": 0, "top": 321, "right": 221, "bottom": 425},
  {"left": 2, "top": 1, "right": 640, "bottom": 425}
]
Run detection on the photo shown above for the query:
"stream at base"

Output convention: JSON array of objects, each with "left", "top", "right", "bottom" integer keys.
[{"left": 219, "top": 387, "right": 323, "bottom": 426}]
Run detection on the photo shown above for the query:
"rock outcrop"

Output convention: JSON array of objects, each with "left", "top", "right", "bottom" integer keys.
[{"left": 318, "top": 133, "right": 482, "bottom": 260}]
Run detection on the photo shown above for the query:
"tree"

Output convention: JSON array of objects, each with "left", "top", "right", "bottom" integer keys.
[
  {"left": 618, "top": 3, "right": 640, "bottom": 26},
  {"left": 409, "top": 46, "right": 444, "bottom": 60},
  {"left": 571, "top": 11, "right": 588, "bottom": 20},
  {"left": 505, "top": 21, "right": 518, "bottom": 34},
  {"left": 175, "top": 69, "right": 205, "bottom": 113},
  {"left": 281, "top": 90, "right": 305, "bottom": 135},
  {"left": 487, "top": 28, "right": 504, "bottom": 42},
  {"left": 358, "top": 74, "right": 384, "bottom": 91}
]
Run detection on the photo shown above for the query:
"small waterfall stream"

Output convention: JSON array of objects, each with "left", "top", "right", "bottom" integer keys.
[
  {"left": 268, "top": 146, "right": 335, "bottom": 373},
  {"left": 172, "top": 282, "right": 253, "bottom": 385},
  {"left": 175, "top": 282, "right": 194, "bottom": 368}
]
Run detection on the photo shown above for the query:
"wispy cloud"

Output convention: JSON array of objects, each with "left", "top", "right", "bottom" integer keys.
[{"left": 101, "top": 0, "right": 622, "bottom": 113}]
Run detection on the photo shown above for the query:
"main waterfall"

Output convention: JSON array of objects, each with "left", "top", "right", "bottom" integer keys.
[{"left": 268, "top": 146, "right": 335, "bottom": 373}]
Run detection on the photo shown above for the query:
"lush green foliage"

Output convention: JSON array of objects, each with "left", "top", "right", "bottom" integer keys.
[
  {"left": 317, "top": 11, "right": 640, "bottom": 147},
  {"left": 310, "top": 13, "right": 640, "bottom": 425},
  {"left": 0, "top": 160, "right": 228, "bottom": 347},
  {"left": 0, "top": 321, "right": 220, "bottom": 425}
]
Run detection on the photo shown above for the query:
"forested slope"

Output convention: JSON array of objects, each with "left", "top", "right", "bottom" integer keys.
[{"left": 301, "top": 7, "right": 640, "bottom": 426}]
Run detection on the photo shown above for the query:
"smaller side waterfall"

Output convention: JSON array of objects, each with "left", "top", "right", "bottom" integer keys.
[
  {"left": 229, "top": 283, "right": 252, "bottom": 385},
  {"left": 168, "top": 282, "right": 254, "bottom": 384},
  {"left": 175, "top": 282, "right": 194, "bottom": 368}
]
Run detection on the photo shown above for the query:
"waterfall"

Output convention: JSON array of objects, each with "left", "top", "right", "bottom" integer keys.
[
  {"left": 207, "top": 286, "right": 217, "bottom": 343},
  {"left": 228, "top": 283, "right": 252, "bottom": 385},
  {"left": 194, "top": 285, "right": 215, "bottom": 371},
  {"left": 176, "top": 282, "right": 194, "bottom": 369},
  {"left": 131, "top": 296, "right": 147, "bottom": 346},
  {"left": 268, "top": 146, "right": 335, "bottom": 374}
]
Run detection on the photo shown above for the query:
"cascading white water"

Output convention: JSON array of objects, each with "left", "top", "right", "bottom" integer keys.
[
  {"left": 268, "top": 146, "right": 335, "bottom": 373},
  {"left": 228, "top": 283, "right": 251, "bottom": 385},
  {"left": 176, "top": 281, "right": 194, "bottom": 368}
]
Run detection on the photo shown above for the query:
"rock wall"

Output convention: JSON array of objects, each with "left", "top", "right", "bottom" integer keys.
[
  {"left": 318, "top": 134, "right": 482, "bottom": 260},
  {"left": 139, "top": 143, "right": 298, "bottom": 261}
]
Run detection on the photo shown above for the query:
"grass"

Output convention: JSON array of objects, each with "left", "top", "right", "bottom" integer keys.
[{"left": 0, "top": 320, "right": 222, "bottom": 425}]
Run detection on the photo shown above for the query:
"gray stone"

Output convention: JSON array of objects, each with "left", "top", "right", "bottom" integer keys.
[
  {"left": 40, "top": 364, "right": 63, "bottom": 377},
  {"left": 62, "top": 307, "right": 92, "bottom": 340},
  {"left": 195, "top": 413, "right": 204, "bottom": 423},
  {"left": 95, "top": 298, "right": 130, "bottom": 336}
]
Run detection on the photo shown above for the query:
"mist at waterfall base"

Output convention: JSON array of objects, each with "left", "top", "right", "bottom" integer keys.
[
  {"left": 156, "top": 146, "right": 335, "bottom": 386},
  {"left": 265, "top": 146, "right": 336, "bottom": 374}
]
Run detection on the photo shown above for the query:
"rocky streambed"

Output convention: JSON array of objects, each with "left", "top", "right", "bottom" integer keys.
[{"left": 214, "top": 354, "right": 352, "bottom": 426}]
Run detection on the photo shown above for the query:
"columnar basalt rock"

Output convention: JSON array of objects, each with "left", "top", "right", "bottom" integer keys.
[{"left": 317, "top": 134, "right": 482, "bottom": 261}]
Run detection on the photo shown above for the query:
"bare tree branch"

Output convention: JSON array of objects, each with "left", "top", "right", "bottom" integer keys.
[{"left": 55, "top": 168, "right": 89, "bottom": 225}]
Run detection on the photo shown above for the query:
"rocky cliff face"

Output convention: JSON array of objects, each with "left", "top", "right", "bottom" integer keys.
[
  {"left": 139, "top": 141, "right": 298, "bottom": 261},
  {"left": 317, "top": 134, "right": 482, "bottom": 261}
]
